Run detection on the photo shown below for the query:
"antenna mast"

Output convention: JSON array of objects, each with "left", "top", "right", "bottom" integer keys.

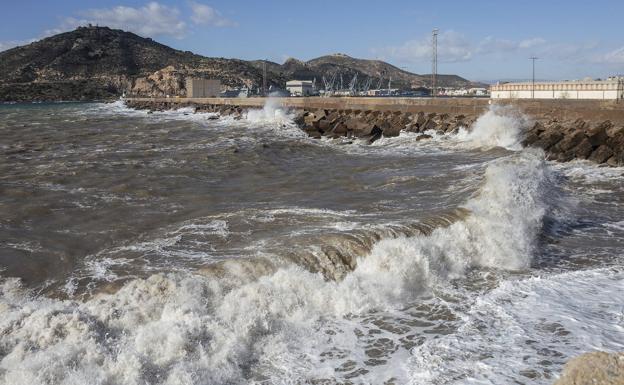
[
  {"left": 262, "top": 60, "right": 267, "bottom": 96},
  {"left": 431, "top": 28, "right": 438, "bottom": 98},
  {"left": 530, "top": 56, "right": 538, "bottom": 99}
]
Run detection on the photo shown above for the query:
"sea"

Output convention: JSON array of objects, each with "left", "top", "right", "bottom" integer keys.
[{"left": 0, "top": 100, "right": 623, "bottom": 385}]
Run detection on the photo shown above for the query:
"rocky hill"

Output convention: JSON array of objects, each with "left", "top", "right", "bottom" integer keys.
[{"left": 0, "top": 26, "right": 480, "bottom": 101}]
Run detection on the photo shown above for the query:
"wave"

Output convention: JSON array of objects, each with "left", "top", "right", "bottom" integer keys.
[
  {"left": 453, "top": 105, "right": 530, "bottom": 151},
  {"left": 408, "top": 267, "right": 624, "bottom": 384},
  {"left": 244, "top": 97, "right": 294, "bottom": 125},
  {"left": 0, "top": 149, "right": 566, "bottom": 384}
]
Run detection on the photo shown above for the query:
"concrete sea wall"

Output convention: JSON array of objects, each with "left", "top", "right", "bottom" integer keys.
[{"left": 126, "top": 97, "right": 624, "bottom": 166}]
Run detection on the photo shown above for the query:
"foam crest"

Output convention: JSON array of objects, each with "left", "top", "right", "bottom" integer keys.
[
  {"left": 0, "top": 150, "right": 566, "bottom": 384},
  {"left": 454, "top": 105, "right": 530, "bottom": 150},
  {"left": 341, "top": 149, "right": 560, "bottom": 306},
  {"left": 244, "top": 97, "right": 293, "bottom": 125}
]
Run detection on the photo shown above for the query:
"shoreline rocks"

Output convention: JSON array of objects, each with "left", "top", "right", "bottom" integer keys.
[
  {"left": 523, "top": 118, "right": 624, "bottom": 166},
  {"left": 554, "top": 351, "right": 623, "bottom": 385},
  {"left": 292, "top": 108, "right": 476, "bottom": 144},
  {"left": 124, "top": 100, "right": 624, "bottom": 166}
]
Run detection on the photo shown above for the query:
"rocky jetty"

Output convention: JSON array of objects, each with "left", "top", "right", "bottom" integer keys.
[
  {"left": 293, "top": 108, "right": 476, "bottom": 143},
  {"left": 125, "top": 99, "right": 624, "bottom": 166},
  {"left": 523, "top": 118, "right": 624, "bottom": 166},
  {"left": 126, "top": 100, "right": 477, "bottom": 143},
  {"left": 554, "top": 351, "right": 623, "bottom": 385}
]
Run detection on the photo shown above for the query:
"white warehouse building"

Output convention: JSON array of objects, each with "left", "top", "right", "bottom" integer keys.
[
  {"left": 490, "top": 77, "right": 624, "bottom": 100},
  {"left": 286, "top": 80, "right": 314, "bottom": 96}
]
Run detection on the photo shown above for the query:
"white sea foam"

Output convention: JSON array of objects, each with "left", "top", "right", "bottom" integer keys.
[
  {"left": 245, "top": 97, "right": 293, "bottom": 125},
  {"left": 555, "top": 160, "right": 624, "bottom": 182},
  {"left": 358, "top": 104, "right": 530, "bottom": 155},
  {"left": 408, "top": 267, "right": 624, "bottom": 384},
  {"left": 454, "top": 105, "right": 530, "bottom": 150},
  {"left": 0, "top": 150, "right": 571, "bottom": 384}
]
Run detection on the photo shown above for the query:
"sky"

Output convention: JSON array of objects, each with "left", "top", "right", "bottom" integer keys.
[{"left": 1, "top": 0, "right": 623, "bottom": 82}]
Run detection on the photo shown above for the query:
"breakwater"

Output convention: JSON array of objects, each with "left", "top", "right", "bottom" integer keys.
[{"left": 126, "top": 97, "right": 624, "bottom": 165}]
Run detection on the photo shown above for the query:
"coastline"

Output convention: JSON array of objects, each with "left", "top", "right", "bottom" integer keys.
[{"left": 125, "top": 97, "right": 624, "bottom": 166}]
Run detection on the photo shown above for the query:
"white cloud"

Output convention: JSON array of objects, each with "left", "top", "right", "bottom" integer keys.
[
  {"left": 518, "top": 37, "right": 546, "bottom": 49},
  {"left": 477, "top": 37, "right": 518, "bottom": 54},
  {"left": 536, "top": 41, "right": 600, "bottom": 62},
  {"left": 189, "top": 2, "right": 237, "bottom": 27},
  {"left": 0, "top": 41, "right": 21, "bottom": 52},
  {"left": 378, "top": 32, "right": 550, "bottom": 65},
  {"left": 477, "top": 36, "right": 546, "bottom": 54},
  {"left": 600, "top": 46, "right": 624, "bottom": 64},
  {"left": 381, "top": 30, "right": 473, "bottom": 63},
  {"left": 0, "top": 38, "right": 38, "bottom": 52},
  {"left": 68, "top": 2, "right": 188, "bottom": 38}
]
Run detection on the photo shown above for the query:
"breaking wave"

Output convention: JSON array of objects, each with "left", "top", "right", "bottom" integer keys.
[
  {"left": 244, "top": 97, "right": 293, "bottom": 125},
  {"left": 455, "top": 105, "right": 530, "bottom": 150},
  {"left": 0, "top": 149, "right": 567, "bottom": 384}
]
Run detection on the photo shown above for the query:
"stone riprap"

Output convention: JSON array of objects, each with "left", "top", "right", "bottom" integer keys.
[
  {"left": 554, "top": 352, "right": 624, "bottom": 385},
  {"left": 523, "top": 118, "right": 624, "bottom": 166},
  {"left": 125, "top": 99, "right": 624, "bottom": 166}
]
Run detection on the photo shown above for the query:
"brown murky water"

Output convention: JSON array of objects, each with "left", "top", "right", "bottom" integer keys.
[{"left": 0, "top": 101, "right": 622, "bottom": 385}]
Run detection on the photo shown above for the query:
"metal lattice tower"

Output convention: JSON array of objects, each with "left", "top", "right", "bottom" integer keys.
[
  {"left": 431, "top": 28, "right": 438, "bottom": 98},
  {"left": 262, "top": 60, "right": 267, "bottom": 96}
]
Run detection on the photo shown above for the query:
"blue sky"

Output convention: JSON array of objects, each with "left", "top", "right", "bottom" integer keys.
[{"left": 1, "top": 0, "right": 623, "bottom": 81}]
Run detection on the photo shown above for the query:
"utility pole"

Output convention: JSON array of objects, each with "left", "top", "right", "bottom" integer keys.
[
  {"left": 431, "top": 28, "right": 438, "bottom": 98},
  {"left": 530, "top": 56, "right": 538, "bottom": 99},
  {"left": 262, "top": 60, "right": 267, "bottom": 97}
]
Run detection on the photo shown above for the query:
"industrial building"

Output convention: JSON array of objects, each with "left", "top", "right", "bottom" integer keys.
[
  {"left": 185, "top": 78, "right": 221, "bottom": 98},
  {"left": 490, "top": 77, "right": 624, "bottom": 100},
  {"left": 286, "top": 80, "right": 314, "bottom": 96}
]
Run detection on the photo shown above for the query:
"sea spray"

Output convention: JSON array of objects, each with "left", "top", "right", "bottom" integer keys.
[
  {"left": 455, "top": 105, "right": 531, "bottom": 150},
  {"left": 245, "top": 95, "right": 293, "bottom": 125},
  {"left": 0, "top": 149, "right": 566, "bottom": 385}
]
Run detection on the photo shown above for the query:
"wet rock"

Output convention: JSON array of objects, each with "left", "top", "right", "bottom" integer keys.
[
  {"left": 571, "top": 138, "right": 594, "bottom": 160},
  {"left": 606, "top": 156, "right": 619, "bottom": 167},
  {"left": 332, "top": 122, "right": 348, "bottom": 136},
  {"left": 317, "top": 119, "right": 331, "bottom": 133},
  {"left": 523, "top": 122, "right": 546, "bottom": 145},
  {"left": 367, "top": 125, "right": 383, "bottom": 144},
  {"left": 416, "top": 134, "right": 432, "bottom": 141},
  {"left": 533, "top": 128, "right": 564, "bottom": 151},
  {"left": 346, "top": 118, "right": 377, "bottom": 137},
  {"left": 554, "top": 351, "right": 623, "bottom": 385},
  {"left": 293, "top": 111, "right": 306, "bottom": 125},
  {"left": 607, "top": 129, "right": 624, "bottom": 153},
  {"left": 587, "top": 121, "right": 611, "bottom": 147},
  {"left": 557, "top": 131, "right": 586, "bottom": 152},
  {"left": 414, "top": 112, "right": 426, "bottom": 127},
  {"left": 405, "top": 121, "right": 421, "bottom": 133},
  {"left": 422, "top": 118, "right": 438, "bottom": 132},
  {"left": 588, "top": 145, "right": 614, "bottom": 164},
  {"left": 382, "top": 123, "right": 402, "bottom": 138}
]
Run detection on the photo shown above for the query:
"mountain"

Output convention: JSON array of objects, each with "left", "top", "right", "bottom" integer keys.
[
  {"left": 0, "top": 26, "right": 481, "bottom": 101},
  {"left": 252, "top": 53, "right": 485, "bottom": 91}
]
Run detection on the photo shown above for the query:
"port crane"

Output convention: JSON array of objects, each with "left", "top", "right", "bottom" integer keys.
[
  {"left": 322, "top": 72, "right": 337, "bottom": 95},
  {"left": 361, "top": 77, "right": 372, "bottom": 93},
  {"left": 348, "top": 73, "right": 358, "bottom": 95}
]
